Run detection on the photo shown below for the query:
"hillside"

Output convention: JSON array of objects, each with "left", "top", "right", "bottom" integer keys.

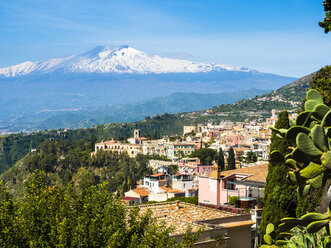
[
  {"left": 212, "top": 73, "right": 312, "bottom": 113},
  {"left": 0, "top": 73, "right": 311, "bottom": 176},
  {"left": 4, "top": 88, "right": 268, "bottom": 132}
]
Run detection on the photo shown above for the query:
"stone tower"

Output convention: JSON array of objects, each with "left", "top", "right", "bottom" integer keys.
[{"left": 134, "top": 129, "right": 141, "bottom": 138}]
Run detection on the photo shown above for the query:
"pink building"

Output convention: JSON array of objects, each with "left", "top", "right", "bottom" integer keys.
[
  {"left": 225, "top": 133, "right": 244, "bottom": 146},
  {"left": 198, "top": 163, "right": 268, "bottom": 207}
]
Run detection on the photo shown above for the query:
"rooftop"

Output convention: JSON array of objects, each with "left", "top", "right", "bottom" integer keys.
[
  {"left": 220, "top": 163, "right": 268, "bottom": 183},
  {"left": 138, "top": 202, "right": 237, "bottom": 235},
  {"left": 121, "top": 196, "right": 139, "bottom": 201},
  {"left": 132, "top": 188, "right": 150, "bottom": 197}
]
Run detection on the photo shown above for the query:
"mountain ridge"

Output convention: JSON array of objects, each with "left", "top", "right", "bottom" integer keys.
[{"left": 0, "top": 46, "right": 255, "bottom": 77}]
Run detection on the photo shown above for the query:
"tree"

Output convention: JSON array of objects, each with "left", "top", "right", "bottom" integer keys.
[
  {"left": 243, "top": 150, "right": 257, "bottom": 164},
  {"left": 226, "top": 147, "right": 236, "bottom": 170},
  {"left": 319, "top": 0, "right": 331, "bottom": 33},
  {"left": 190, "top": 148, "right": 217, "bottom": 164},
  {"left": 0, "top": 171, "right": 201, "bottom": 247},
  {"left": 217, "top": 148, "right": 225, "bottom": 171},
  {"left": 259, "top": 111, "right": 298, "bottom": 242},
  {"left": 309, "top": 65, "right": 331, "bottom": 107}
]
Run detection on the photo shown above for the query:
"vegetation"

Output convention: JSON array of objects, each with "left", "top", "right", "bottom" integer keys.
[
  {"left": 0, "top": 140, "right": 153, "bottom": 198},
  {"left": 243, "top": 150, "right": 258, "bottom": 164},
  {"left": 319, "top": 0, "right": 331, "bottom": 33},
  {"left": 263, "top": 89, "right": 331, "bottom": 247},
  {"left": 217, "top": 148, "right": 225, "bottom": 171},
  {"left": 259, "top": 111, "right": 297, "bottom": 241},
  {"left": 226, "top": 147, "right": 236, "bottom": 170},
  {"left": 0, "top": 171, "right": 201, "bottom": 247},
  {"left": 228, "top": 196, "right": 239, "bottom": 206},
  {"left": 309, "top": 65, "right": 331, "bottom": 106},
  {"left": 189, "top": 148, "right": 217, "bottom": 165}
]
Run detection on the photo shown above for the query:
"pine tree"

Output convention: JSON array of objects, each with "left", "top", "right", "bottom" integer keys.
[
  {"left": 217, "top": 148, "right": 225, "bottom": 172},
  {"left": 226, "top": 147, "right": 236, "bottom": 170},
  {"left": 259, "top": 111, "right": 297, "bottom": 242},
  {"left": 309, "top": 65, "right": 331, "bottom": 106}
]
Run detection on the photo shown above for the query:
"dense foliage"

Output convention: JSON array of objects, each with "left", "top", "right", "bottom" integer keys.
[
  {"left": 319, "top": 0, "right": 331, "bottom": 33},
  {"left": 259, "top": 111, "right": 297, "bottom": 241},
  {"left": 189, "top": 148, "right": 217, "bottom": 164},
  {"left": 217, "top": 148, "right": 225, "bottom": 171},
  {"left": 309, "top": 65, "right": 331, "bottom": 106},
  {"left": 0, "top": 171, "right": 201, "bottom": 248},
  {"left": 226, "top": 147, "right": 236, "bottom": 170},
  {"left": 0, "top": 140, "right": 152, "bottom": 198}
]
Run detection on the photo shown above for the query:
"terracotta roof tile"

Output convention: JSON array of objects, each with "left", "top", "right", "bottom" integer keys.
[
  {"left": 132, "top": 188, "right": 150, "bottom": 196},
  {"left": 220, "top": 163, "right": 268, "bottom": 183}
]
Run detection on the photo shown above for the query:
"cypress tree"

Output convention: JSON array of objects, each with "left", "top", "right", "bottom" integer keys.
[
  {"left": 226, "top": 147, "right": 236, "bottom": 170},
  {"left": 259, "top": 111, "right": 297, "bottom": 242},
  {"left": 217, "top": 148, "right": 225, "bottom": 172}
]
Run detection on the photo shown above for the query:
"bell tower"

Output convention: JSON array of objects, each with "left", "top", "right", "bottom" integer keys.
[{"left": 134, "top": 129, "right": 141, "bottom": 138}]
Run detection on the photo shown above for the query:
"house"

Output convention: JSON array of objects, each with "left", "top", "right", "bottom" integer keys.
[
  {"left": 143, "top": 173, "right": 168, "bottom": 193},
  {"left": 120, "top": 196, "right": 140, "bottom": 206},
  {"left": 148, "top": 186, "right": 185, "bottom": 202},
  {"left": 171, "top": 173, "right": 198, "bottom": 197},
  {"left": 124, "top": 187, "right": 150, "bottom": 204},
  {"left": 137, "top": 201, "right": 255, "bottom": 247},
  {"left": 198, "top": 163, "right": 268, "bottom": 207},
  {"left": 93, "top": 140, "right": 142, "bottom": 157}
]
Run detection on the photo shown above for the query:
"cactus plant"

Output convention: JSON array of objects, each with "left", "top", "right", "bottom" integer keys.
[
  {"left": 271, "top": 89, "right": 331, "bottom": 196},
  {"left": 265, "top": 89, "right": 331, "bottom": 247}
]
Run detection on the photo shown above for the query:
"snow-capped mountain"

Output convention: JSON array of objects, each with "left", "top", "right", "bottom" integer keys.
[
  {"left": 0, "top": 45, "right": 297, "bottom": 132},
  {"left": 0, "top": 46, "right": 253, "bottom": 77}
]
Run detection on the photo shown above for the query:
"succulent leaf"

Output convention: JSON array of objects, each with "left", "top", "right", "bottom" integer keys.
[
  {"left": 305, "top": 100, "right": 322, "bottom": 111},
  {"left": 312, "top": 104, "right": 330, "bottom": 120},
  {"left": 275, "top": 240, "right": 288, "bottom": 246},
  {"left": 264, "top": 234, "right": 272, "bottom": 245},
  {"left": 295, "top": 111, "right": 312, "bottom": 126},
  {"left": 296, "top": 133, "right": 323, "bottom": 156},
  {"left": 306, "top": 89, "right": 324, "bottom": 103},
  {"left": 300, "top": 212, "right": 328, "bottom": 226},
  {"left": 307, "top": 219, "right": 329, "bottom": 233},
  {"left": 321, "top": 110, "right": 331, "bottom": 128},
  {"left": 308, "top": 173, "right": 324, "bottom": 189},
  {"left": 302, "top": 184, "right": 310, "bottom": 197},
  {"left": 300, "top": 162, "right": 325, "bottom": 179},
  {"left": 322, "top": 151, "right": 331, "bottom": 169},
  {"left": 311, "top": 124, "right": 327, "bottom": 151},
  {"left": 288, "top": 171, "right": 297, "bottom": 183},
  {"left": 285, "top": 159, "right": 298, "bottom": 169},
  {"left": 270, "top": 150, "right": 285, "bottom": 163},
  {"left": 286, "top": 126, "right": 311, "bottom": 141},
  {"left": 281, "top": 217, "right": 300, "bottom": 225},
  {"left": 266, "top": 223, "right": 274, "bottom": 235},
  {"left": 292, "top": 148, "right": 311, "bottom": 164}
]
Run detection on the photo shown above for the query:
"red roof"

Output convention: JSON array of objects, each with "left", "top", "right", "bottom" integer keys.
[
  {"left": 150, "top": 173, "right": 166, "bottom": 177},
  {"left": 121, "top": 196, "right": 139, "bottom": 201}
]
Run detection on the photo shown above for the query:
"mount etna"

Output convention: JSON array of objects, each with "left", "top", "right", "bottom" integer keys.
[{"left": 0, "top": 46, "right": 296, "bottom": 132}]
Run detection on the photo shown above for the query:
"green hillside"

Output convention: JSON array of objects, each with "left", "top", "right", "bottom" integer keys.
[
  {"left": 212, "top": 73, "right": 312, "bottom": 113},
  {"left": 0, "top": 74, "right": 312, "bottom": 178}
]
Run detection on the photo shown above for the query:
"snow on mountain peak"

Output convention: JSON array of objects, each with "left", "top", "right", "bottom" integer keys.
[{"left": 0, "top": 46, "right": 253, "bottom": 77}]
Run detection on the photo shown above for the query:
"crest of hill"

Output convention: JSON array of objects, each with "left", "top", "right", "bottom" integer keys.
[{"left": 212, "top": 73, "right": 312, "bottom": 113}]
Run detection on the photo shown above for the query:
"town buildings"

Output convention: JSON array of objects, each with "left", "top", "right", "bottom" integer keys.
[{"left": 198, "top": 163, "right": 268, "bottom": 207}]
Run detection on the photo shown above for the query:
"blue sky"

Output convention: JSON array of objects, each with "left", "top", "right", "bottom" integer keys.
[{"left": 0, "top": 0, "right": 330, "bottom": 77}]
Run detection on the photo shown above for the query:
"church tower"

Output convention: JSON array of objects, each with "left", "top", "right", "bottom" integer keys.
[{"left": 134, "top": 129, "right": 141, "bottom": 138}]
